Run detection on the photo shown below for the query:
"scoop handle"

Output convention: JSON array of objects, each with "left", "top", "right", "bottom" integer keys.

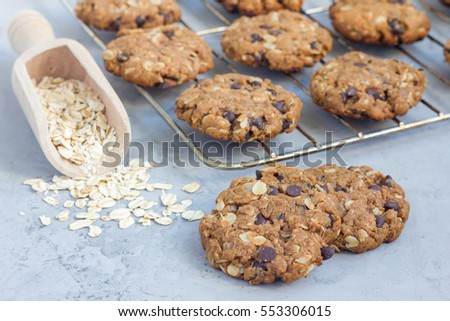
[{"left": 8, "top": 10, "right": 55, "bottom": 55}]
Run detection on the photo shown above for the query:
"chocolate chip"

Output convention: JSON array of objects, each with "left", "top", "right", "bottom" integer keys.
[
  {"left": 164, "top": 30, "right": 175, "bottom": 40},
  {"left": 275, "top": 174, "right": 284, "bottom": 182},
  {"left": 250, "top": 80, "right": 261, "bottom": 87},
  {"left": 253, "top": 262, "right": 267, "bottom": 270},
  {"left": 269, "top": 29, "right": 283, "bottom": 36},
  {"left": 310, "top": 41, "right": 319, "bottom": 50},
  {"left": 254, "top": 52, "right": 265, "bottom": 63},
  {"left": 388, "top": 18, "right": 405, "bottom": 35},
  {"left": 369, "top": 185, "right": 381, "bottom": 191},
  {"left": 286, "top": 185, "right": 302, "bottom": 197},
  {"left": 135, "top": 15, "right": 147, "bottom": 28},
  {"left": 268, "top": 185, "right": 279, "bottom": 196},
  {"left": 366, "top": 88, "right": 386, "bottom": 101},
  {"left": 259, "top": 247, "right": 276, "bottom": 262},
  {"left": 272, "top": 101, "right": 286, "bottom": 113},
  {"left": 282, "top": 120, "right": 291, "bottom": 132},
  {"left": 251, "top": 117, "right": 263, "bottom": 130},
  {"left": 224, "top": 110, "right": 236, "bottom": 123},
  {"left": 156, "top": 82, "right": 169, "bottom": 89},
  {"left": 385, "top": 201, "right": 400, "bottom": 212},
  {"left": 230, "top": 82, "right": 241, "bottom": 90},
  {"left": 321, "top": 246, "right": 335, "bottom": 260},
  {"left": 341, "top": 86, "right": 358, "bottom": 103},
  {"left": 160, "top": 11, "right": 172, "bottom": 22},
  {"left": 117, "top": 52, "right": 130, "bottom": 63},
  {"left": 266, "top": 88, "right": 277, "bottom": 96},
  {"left": 255, "top": 213, "right": 267, "bottom": 225},
  {"left": 353, "top": 62, "right": 367, "bottom": 67},
  {"left": 376, "top": 216, "right": 385, "bottom": 228},
  {"left": 251, "top": 33, "right": 263, "bottom": 42},
  {"left": 320, "top": 185, "right": 329, "bottom": 193},
  {"left": 278, "top": 213, "right": 285, "bottom": 220},
  {"left": 111, "top": 18, "right": 122, "bottom": 31},
  {"left": 256, "top": 170, "right": 263, "bottom": 180},
  {"left": 391, "top": 0, "right": 405, "bottom": 3},
  {"left": 380, "top": 175, "right": 393, "bottom": 187},
  {"left": 329, "top": 214, "right": 335, "bottom": 228},
  {"left": 334, "top": 185, "right": 347, "bottom": 192},
  {"left": 260, "top": 24, "right": 272, "bottom": 30}
]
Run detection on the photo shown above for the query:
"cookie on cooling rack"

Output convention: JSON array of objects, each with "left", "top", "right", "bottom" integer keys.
[
  {"left": 445, "top": 41, "right": 450, "bottom": 64},
  {"left": 217, "top": 0, "right": 304, "bottom": 16},
  {"left": 309, "top": 51, "right": 427, "bottom": 120},
  {"left": 199, "top": 164, "right": 342, "bottom": 284},
  {"left": 221, "top": 10, "right": 333, "bottom": 72},
  {"left": 175, "top": 73, "right": 303, "bottom": 142},
  {"left": 330, "top": 0, "right": 430, "bottom": 46},
  {"left": 75, "top": 0, "right": 181, "bottom": 31},
  {"left": 304, "top": 165, "right": 410, "bottom": 253},
  {"left": 102, "top": 25, "right": 214, "bottom": 88}
]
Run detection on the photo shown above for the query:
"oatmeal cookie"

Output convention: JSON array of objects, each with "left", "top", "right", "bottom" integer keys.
[
  {"left": 218, "top": 0, "right": 304, "bottom": 16},
  {"left": 175, "top": 73, "right": 303, "bottom": 142},
  {"left": 310, "top": 51, "right": 427, "bottom": 120}
]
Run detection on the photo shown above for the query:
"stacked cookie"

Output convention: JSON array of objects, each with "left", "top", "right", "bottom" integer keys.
[
  {"left": 75, "top": 0, "right": 215, "bottom": 88},
  {"left": 200, "top": 164, "right": 409, "bottom": 284}
]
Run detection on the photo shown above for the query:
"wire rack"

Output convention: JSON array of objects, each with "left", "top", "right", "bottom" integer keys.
[{"left": 60, "top": 0, "right": 450, "bottom": 170}]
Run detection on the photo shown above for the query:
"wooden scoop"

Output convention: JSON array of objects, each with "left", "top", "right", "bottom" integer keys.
[{"left": 8, "top": 10, "right": 131, "bottom": 178}]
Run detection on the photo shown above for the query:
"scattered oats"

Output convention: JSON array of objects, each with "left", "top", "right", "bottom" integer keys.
[
  {"left": 75, "top": 212, "right": 100, "bottom": 220},
  {"left": 128, "top": 197, "right": 144, "bottom": 209},
  {"left": 146, "top": 184, "right": 155, "bottom": 192},
  {"left": 162, "top": 208, "right": 172, "bottom": 216},
  {"left": 87, "top": 206, "right": 102, "bottom": 213},
  {"left": 155, "top": 216, "right": 173, "bottom": 226},
  {"left": 181, "top": 199, "right": 192, "bottom": 208},
  {"left": 133, "top": 208, "right": 146, "bottom": 217},
  {"left": 97, "top": 198, "right": 116, "bottom": 209},
  {"left": 252, "top": 181, "right": 268, "bottom": 195},
  {"left": 55, "top": 210, "right": 70, "bottom": 222},
  {"left": 31, "top": 181, "right": 48, "bottom": 193},
  {"left": 19, "top": 211, "right": 26, "bottom": 216},
  {"left": 119, "top": 216, "right": 135, "bottom": 229},
  {"left": 63, "top": 200, "right": 75, "bottom": 208},
  {"left": 145, "top": 211, "right": 161, "bottom": 219},
  {"left": 168, "top": 204, "right": 187, "bottom": 213},
  {"left": 182, "top": 182, "right": 201, "bottom": 193},
  {"left": 43, "top": 196, "right": 59, "bottom": 206},
  {"left": 100, "top": 215, "right": 111, "bottom": 222},
  {"left": 109, "top": 208, "right": 132, "bottom": 221},
  {"left": 151, "top": 183, "right": 173, "bottom": 190},
  {"left": 39, "top": 215, "right": 52, "bottom": 226},
  {"left": 160, "top": 192, "right": 177, "bottom": 206},
  {"left": 181, "top": 210, "right": 204, "bottom": 221},
  {"left": 138, "top": 217, "right": 152, "bottom": 227},
  {"left": 75, "top": 199, "right": 87, "bottom": 209},
  {"left": 139, "top": 200, "right": 156, "bottom": 210},
  {"left": 69, "top": 219, "right": 93, "bottom": 230},
  {"left": 24, "top": 178, "right": 45, "bottom": 186},
  {"left": 88, "top": 225, "right": 102, "bottom": 238}
]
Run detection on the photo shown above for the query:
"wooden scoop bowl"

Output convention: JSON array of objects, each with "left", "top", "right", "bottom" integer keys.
[{"left": 8, "top": 10, "right": 131, "bottom": 178}]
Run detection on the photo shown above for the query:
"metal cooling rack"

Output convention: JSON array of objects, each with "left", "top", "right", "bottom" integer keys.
[{"left": 60, "top": 0, "right": 450, "bottom": 170}]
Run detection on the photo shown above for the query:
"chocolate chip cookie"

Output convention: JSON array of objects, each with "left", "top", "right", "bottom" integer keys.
[
  {"left": 221, "top": 10, "right": 333, "bottom": 72},
  {"left": 175, "top": 73, "right": 303, "bottom": 142},
  {"left": 310, "top": 51, "right": 427, "bottom": 120},
  {"left": 75, "top": 0, "right": 181, "bottom": 31},
  {"left": 445, "top": 41, "right": 450, "bottom": 64},
  {"left": 200, "top": 164, "right": 342, "bottom": 284},
  {"left": 330, "top": 0, "right": 430, "bottom": 46},
  {"left": 304, "top": 165, "right": 410, "bottom": 253},
  {"left": 218, "top": 0, "right": 304, "bottom": 16},
  {"left": 102, "top": 25, "right": 214, "bottom": 88}
]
